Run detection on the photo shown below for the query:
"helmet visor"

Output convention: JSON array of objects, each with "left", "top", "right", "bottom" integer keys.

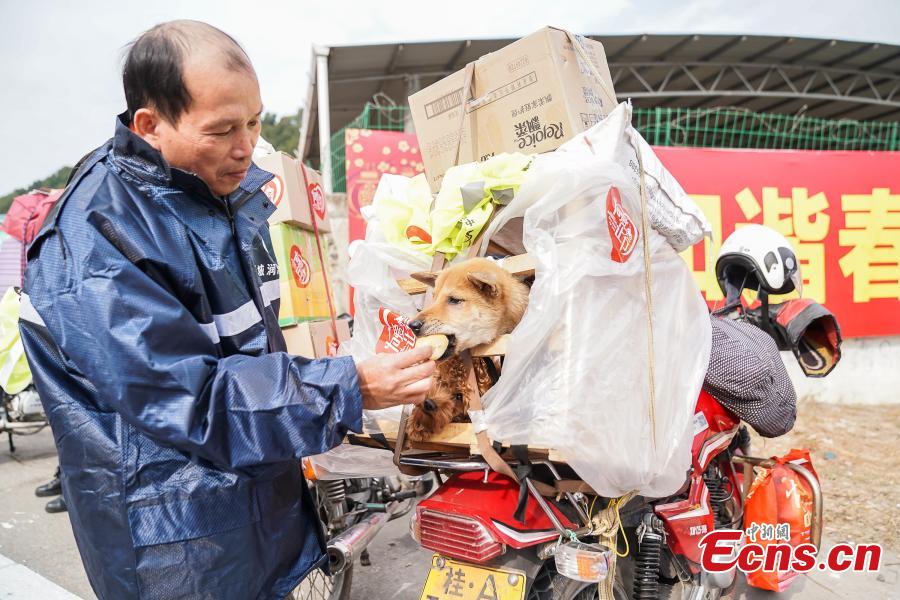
[{"left": 790, "top": 270, "right": 804, "bottom": 297}]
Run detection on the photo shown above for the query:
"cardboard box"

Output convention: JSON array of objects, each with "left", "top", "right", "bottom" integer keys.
[
  {"left": 255, "top": 152, "right": 330, "bottom": 231},
  {"left": 281, "top": 318, "right": 351, "bottom": 358},
  {"left": 301, "top": 164, "right": 331, "bottom": 232},
  {"left": 409, "top": 27, "right": 617, "bottom": 191},
  {"left": 269, "top": 223, "right": 332, "bottom": 325}
]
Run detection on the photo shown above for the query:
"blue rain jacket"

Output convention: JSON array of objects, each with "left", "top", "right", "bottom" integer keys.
[{"left": 18, "top": 114, "right": 363, "bottom": 599}]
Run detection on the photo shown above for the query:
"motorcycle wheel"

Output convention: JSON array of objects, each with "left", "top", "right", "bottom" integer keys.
[
  {"left": 527, "top": 562, "right": 628, "bottom": 600},
  {"left": 292, "top": 480, "right": 354, "bottom": 600},
  {"left": 286, "top": 566, "right": 353, "bottom": 600}
]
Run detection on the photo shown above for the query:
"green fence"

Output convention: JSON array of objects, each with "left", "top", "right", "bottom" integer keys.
[
  {"left": 330, "top": 103, "right": 408, "bottom": 193},
  {"left": 633, "top": 107, "right": 900, "bottom": 151},
  {"left": 329, "top": 103, "right": 900, "bottom": 191}
]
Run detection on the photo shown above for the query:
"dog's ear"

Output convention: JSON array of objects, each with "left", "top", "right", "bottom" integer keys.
[
  {"left": 467, "top": 271, "right": 499, "bottom": 296},
  {"left": 512, "top": 272, "right": 535, "bottom": 288},
  {"left": 411, "top": 271, "right": 439, "bottom": 288}
]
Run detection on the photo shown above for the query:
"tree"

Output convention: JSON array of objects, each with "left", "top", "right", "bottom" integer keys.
[
  {"left": 261, "top": 109, "right": 303, "bottom": 156},
  {"left": 0, "top": 109, "right": 303, "bottom": 213},
  {"left": 0, "top": 166, "right": 72, "bottom": 214}
]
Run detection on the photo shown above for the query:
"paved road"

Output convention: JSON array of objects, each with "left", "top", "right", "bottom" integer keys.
[
  {"left": 1, "top": 430, "right": 897, "bottom": 599},
  {"left": 0, "top": 427, "right": 93, "bottom": 598}
]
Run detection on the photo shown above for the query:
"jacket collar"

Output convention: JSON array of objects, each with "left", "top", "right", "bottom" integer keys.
[
  {"left": 111, "top": 112, "right": 172, "bottom": 186},
  {"left": 110, "top": 112, "right": 272, "bottom": 210}
]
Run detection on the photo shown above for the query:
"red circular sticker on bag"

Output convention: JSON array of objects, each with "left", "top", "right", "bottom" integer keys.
[
  {"left": 606, "top": 186, "right": 638, "bottom": 263},
  {"left": 262, "top": 175, "right": 285, "bottom": 207},
  {"left": 375, "top": 308, "right": 416, "bottom": 353},
  {"left": 308, "top": 182, "right": 326, "bottom": 221},
  {"left": 289, "top": 245, "right": 310, "bottom": 288}
]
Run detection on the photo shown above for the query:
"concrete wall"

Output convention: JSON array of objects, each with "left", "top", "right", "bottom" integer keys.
[{"left": 782, "top": 335, "right": 900, "bottom": 405}]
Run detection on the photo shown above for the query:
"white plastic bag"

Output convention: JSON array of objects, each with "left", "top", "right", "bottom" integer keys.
[
  {"left": 558, "top": 103, "right": 710, "bottom": 252},
  {"left": 341, "top": 175, "right": 433, "bottom": 435},
  {"left": 479, "top": 103, "right": 709, "bottom": 257},
  {"left": 310, "top": 177, "right": 435, "bottom": 478},
  {"left": 343, "top": 176, "right": 432, "bottom": 363},
  {"left": 252, "top": 135, "right": 276, "bottom": 161},
  {"left": 307, "top": 444, "right": 400, "bottom": 479},
  {"left": 482, "top": 131, "right": 711, "bottom": 498}
]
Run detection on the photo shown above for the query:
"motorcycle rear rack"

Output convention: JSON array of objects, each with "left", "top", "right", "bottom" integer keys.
[
  {"left": 399, "top": 455, "right": 490, "bottom": 472},
  {"left": 401, "top": 454, "right": 823, "bottom": 551},
  {"left": 400, "top": 453, "right": 592, "bottom": 534}
]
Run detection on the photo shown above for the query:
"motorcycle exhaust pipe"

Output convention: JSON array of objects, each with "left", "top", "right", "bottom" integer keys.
[{"left": 327, "top": 501, "right": 399, "bottom": 574}]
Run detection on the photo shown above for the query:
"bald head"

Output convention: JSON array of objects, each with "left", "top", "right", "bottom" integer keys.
[{"left": 123, "top": 20, "right": 256, "bottom": 125}]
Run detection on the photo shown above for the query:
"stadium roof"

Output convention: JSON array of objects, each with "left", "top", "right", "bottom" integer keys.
[{"left": 300, "top": 33, "right": 900, "bottom": 172}]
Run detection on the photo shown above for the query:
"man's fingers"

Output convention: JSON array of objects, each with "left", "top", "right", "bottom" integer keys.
[
  {"left": 387, "top": 345, "right": 433, "bottom": 368},
  {"left": 398, "top": 378, "right": 432, "bottom": 403},
  {"left": 359, "top": 348, "right": 437, "bottom": 410},
  {"left": 397, "top": 359, "right": 435, "bottom": 387}
]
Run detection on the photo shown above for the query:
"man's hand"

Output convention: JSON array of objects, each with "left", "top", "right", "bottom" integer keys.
[{"left": 355, "top": 346, "right": 435, "bottom": 411}]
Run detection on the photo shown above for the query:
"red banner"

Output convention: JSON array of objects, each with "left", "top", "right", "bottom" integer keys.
[
  {"left": 345, "top": 128, "right": 425, "bottom": 243},
  {"left": 655, "top": 147, "right": 900, "bottom": 338},
  {"left": 346, "top": 129, "right": 899, "bottom": 337}
]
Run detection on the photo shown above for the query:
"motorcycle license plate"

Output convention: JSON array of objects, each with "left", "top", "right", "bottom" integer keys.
[{"left": 420, "top": 554, "right": 526, "bottom": 600}]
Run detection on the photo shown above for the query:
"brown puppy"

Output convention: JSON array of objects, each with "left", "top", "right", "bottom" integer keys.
[{"left": 406, "top": 258, "right": 529, "bottom": 441}]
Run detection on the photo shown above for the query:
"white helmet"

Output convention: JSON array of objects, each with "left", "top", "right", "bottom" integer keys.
[{"left": 716, "top": 224, "right": 802, "bottom": 301}]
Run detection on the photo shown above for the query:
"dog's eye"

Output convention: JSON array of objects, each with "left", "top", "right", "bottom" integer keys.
[{"left": 447, "top": 297, "right": 464, "bottom": 305}]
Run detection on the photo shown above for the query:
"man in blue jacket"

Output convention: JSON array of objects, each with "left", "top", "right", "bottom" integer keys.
[{"left": 18, "top": 20, "right": 434, "bottom": 600}]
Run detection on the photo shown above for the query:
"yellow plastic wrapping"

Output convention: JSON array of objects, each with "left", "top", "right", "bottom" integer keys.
[
  {"left": 0, "top": 288, "right": 32, "bottom": 395},
  {"left": 375, "top": 153, "right": 532, "bottom": 260}
]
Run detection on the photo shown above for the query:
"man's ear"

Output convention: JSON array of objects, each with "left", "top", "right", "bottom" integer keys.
[
  {"left": 131, "top": 107, "right": 163, "bottom": 149},
  {"left": 467, "top": 271, "right": 499, "bottom": 296},
  {"left": 411, "top": 271, "right": 439, "bottom": 288}
]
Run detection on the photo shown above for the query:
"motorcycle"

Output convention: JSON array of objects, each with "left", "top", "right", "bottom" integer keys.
[
  {"left": 0, "top": 288, "right": 50, "bottom": 451},
  {"left": 1, "top": 384, "right": 49, "bottom": 452},
  {"left": 402, "top": 391, "right": 821, "bottom": 600},
  {"left": 397, "top": 295, "right": 834, "bottom": 600},
  {"left": 289, "top": 462, "right": 434, "bottom": 600}
]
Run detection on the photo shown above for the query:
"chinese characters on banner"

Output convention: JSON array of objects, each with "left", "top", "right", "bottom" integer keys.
[
  {"left": 344, "top": 128, "right": 425, "bottom": 243},
  {"left": 346, "top": 130, "right": 899, "bottom": 338},
  {"left": 655, "top": 147, "right": 900, "bottom": 338}
]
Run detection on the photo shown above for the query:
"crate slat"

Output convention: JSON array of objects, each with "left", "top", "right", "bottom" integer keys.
[
  {"left": 349, "top": 419, "right": 555, "bottom": 460},
  {"left": 398, "top": 253, "right": 536, "bottom": 296},
  {"left": 471, "top": 336, "right": 508, "bottom": 357}
]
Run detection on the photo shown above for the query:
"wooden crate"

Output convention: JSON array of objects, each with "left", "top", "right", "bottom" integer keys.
[
  {"left": 396, "top": 253, "right": 537, "bottom": 296},
  {"left": 349, "top": 420, "right": 480, "bottom": 455},
  {"left": 367, "top": 213, "right": 566, "bottom": 468},
  {"left": 347, "top": 420, "right": 558, "bottom": 462},
  {"left": 372, "top": 250, "right": 563, "bottom": 464}
]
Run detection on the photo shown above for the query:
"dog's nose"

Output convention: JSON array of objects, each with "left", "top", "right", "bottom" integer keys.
[{"left": 408, "top": 319, "right": 423, "bottom": 334}]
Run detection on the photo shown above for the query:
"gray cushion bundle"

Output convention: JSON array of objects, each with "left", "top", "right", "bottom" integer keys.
[{"left": 703, "top": 316, "right": 797, "bottom": 438}]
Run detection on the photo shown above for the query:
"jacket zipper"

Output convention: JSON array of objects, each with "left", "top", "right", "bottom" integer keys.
[{"left": 223, "top": 196, "right": 239, "bottom": 239}]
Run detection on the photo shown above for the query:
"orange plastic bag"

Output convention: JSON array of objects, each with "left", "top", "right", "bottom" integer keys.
[{"left": 743, "top": 449, "right": 818, "bottom": 591}]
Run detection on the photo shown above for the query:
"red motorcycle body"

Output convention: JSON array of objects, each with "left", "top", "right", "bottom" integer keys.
[
  {"left": 413, "top": 390, "right": 741, "bottom": 571},
  {"left": 654, "top": 390, "right": 741, "bottom": 570}
]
